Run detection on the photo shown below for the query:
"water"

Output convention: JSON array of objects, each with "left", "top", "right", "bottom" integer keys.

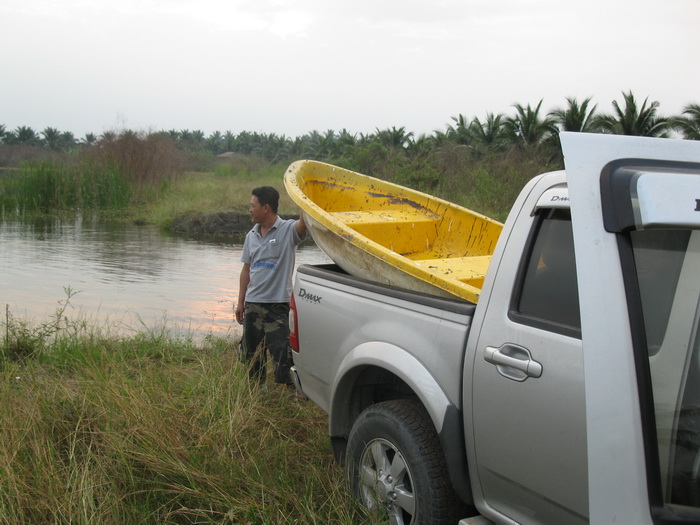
[{"left": 0, "top": 216, "right": 330, "bottom": 339}]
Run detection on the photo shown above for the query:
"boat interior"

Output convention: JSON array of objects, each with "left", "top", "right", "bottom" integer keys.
[{"left": 300, "top": 177, "right": 502, "bottom": 291}]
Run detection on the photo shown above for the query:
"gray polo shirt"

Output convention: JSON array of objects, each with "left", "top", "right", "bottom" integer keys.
[{"left": 241, "top": 216, "right": 305, "bottom": 303}]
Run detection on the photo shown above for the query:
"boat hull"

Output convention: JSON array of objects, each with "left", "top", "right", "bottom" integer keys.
[{"left": 284, "top": 160, "right": 502, "bottom": 303}]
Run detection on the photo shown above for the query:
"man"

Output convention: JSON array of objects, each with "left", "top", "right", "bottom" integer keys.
[{"left": 235, "top": 186, "right": 307, "bottom": 389}]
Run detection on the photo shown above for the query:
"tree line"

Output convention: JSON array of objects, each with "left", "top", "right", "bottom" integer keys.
[{"left": 2, "top": 92, "right": 699, "bottom": 162}]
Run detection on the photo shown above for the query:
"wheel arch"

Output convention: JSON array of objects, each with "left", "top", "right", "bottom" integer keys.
[{"left": 329, "top": 341, "right": 473, "bottom": 504}]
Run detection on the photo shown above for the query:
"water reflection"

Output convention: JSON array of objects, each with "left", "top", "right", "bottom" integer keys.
[{"left": 0, "top": 216, "right": 330, "bottom": 339}]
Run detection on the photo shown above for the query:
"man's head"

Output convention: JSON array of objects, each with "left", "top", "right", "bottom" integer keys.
[{"left": 250, "top": 186, "right": 279, "bottom": 224}]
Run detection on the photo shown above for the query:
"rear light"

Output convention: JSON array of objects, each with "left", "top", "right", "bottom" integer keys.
[{"left": 289, "top": 293, "right": 300, "bottom": 352}]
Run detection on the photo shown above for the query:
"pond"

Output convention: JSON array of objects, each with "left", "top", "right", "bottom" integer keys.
[{"left": 0, "top": 216, "right": 330, "bottom": 340}]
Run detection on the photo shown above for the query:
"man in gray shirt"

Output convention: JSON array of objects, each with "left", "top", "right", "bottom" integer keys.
[{"left": 235, "top": 186, "right": 307, "bottom": 388}]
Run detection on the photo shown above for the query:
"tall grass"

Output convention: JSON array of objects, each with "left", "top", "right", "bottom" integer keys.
[
  {"left": 0, "top": 161, "right": 127, "bottom": 213},
  {"left": 0, "top": 311, "right": 371, "bottom": 524},
  {"left": 0, "top": 132, "right": 185, "bottom": 215}
]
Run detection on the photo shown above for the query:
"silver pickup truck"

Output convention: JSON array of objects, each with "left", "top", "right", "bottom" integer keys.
[{"left": 289, "top": 133, "right": 700, "bottom": 524}]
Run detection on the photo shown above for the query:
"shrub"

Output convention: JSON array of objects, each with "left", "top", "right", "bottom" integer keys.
[{"left": 86, "top": 131, "right": 186, "bottom": 187}]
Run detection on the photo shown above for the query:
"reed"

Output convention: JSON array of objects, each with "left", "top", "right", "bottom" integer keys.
[
  {"left": 0, "top": 161, "right": 78, "bottom": 212},
  {"left": 0, "top": 313, "right": 372, "bottom": 524},
  {"left": 0, "top": 132, "right": 186, "bottom": 215}
]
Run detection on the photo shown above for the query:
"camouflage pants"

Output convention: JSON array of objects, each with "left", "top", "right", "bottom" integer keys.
[{"left": 241, "top": 302, "right": 293, "bottom": 385}]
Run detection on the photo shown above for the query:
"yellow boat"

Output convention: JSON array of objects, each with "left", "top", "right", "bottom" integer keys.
[{"left": 284, "top": 160, "right": 503, "bottom": 303}]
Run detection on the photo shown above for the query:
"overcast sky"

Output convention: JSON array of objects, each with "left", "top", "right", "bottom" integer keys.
[{"left": 1, "top": 0, "right": 698, "bottom": 139}]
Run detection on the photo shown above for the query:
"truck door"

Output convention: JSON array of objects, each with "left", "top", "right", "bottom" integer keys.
[
  {"left": 466, "top": 174, "right": 589, "bottom": 524},
  {"left": 562, "top": 132, "right": 700, "bottom": 524}
]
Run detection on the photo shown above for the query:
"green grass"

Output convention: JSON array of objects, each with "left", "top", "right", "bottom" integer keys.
[
  {"left": 0, "top": 315, "right": 372, "bottom": 524},
  {"left": 141, "top": 166, "right": 299, "bottom": 228}
]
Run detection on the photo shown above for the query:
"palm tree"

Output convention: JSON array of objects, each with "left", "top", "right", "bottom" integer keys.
[
  {"left": 375, "top": 126, "right": 413, "bottom": 150},
  {"left": 672, "top": 103, "right": 700, "bottom": 140},
  {"left": 447, "top": 114, "right": 471, "bottom": 145},
  {"left": 235, "top": 131, "right": 255, "bottom": 155},
  {"left": 206, "top": 131, "right": 225, "bottom": 154},
  {"left": 164, "top": 129, "right": 180, "bottom": 141},
  {"left": 505, "top": 100, "right": 556, "bottom": 146},
  {"left": 60, "top": 131, "right": 77, "bottom": 151},
  {"left": 41, "top": 127, "right": 62, "bottom": 150},
  {"left": 178, "top": 129, "right": 193, "bottom": 147},
  {"left": 0, "top": 124, "right": 6, "bottom": 143},
  {"left": 428, "top": 130, "right": 450, "bottom": 148},
  {"left": 99, "top": 131, "right": 117, "bottom": 143},
  {"left": 222, "top": 131, "right": 236, "bottom": 152},
  {"left": 549, "top": 97, "right": 598, "bottom": 132},
  {"left": 13, "top": 126, "right": 40, "bottom": 146},
  {"left": 314, "top": 129, "right": 338, "bottom": 158},
  {"left": 258, "top": 133, "right": 292, "bottom": 162},
  {"left": 81, "top": 133, "right": 98, "bottom": 146},
  {"left": 190, "top": 130, "right": 206, "bottom": 150},
  {"left": 595, "top": 91, "right": 672, "bottom": 137},
  {"left": 336, "top": 128, "right": 357, "bottom": 156},
  {"left": 469, "top": 112, "right": 508, "bottom": 150},
  {"left": 406, "top": 133, "right": 439, "bottom": 160},
  {"left": 299, "top": 130, "right": 323, "bottom": 158}
]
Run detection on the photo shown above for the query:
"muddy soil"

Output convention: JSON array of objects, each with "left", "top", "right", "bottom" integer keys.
[{"left": 170, "top": 212, "right": 299, "bottom": 236}]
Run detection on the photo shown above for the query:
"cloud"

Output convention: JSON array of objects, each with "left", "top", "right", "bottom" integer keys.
[
  {"left": 268, "top": 10, "right": 313, "bottom": 37},
  {"left": 1, "top": 0, "right": 698, "bottom": 137}
]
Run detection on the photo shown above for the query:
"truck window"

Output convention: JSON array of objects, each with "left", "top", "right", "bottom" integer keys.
[
  {"left": 630, "top": 229, "right": 700, "bottom": 515},
  {"left": 513, "top": 208, "right": 581, "bottom": 335}
]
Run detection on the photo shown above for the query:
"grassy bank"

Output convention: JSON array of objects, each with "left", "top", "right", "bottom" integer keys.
[
  {"left": 142, "top": 164, "right": 300, "bottom": 230},
  {"left": 0, "top": 317, "right": 369, "bottom": 524}
]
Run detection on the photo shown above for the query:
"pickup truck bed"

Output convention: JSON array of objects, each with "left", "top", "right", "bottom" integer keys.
[{"left": 293, "top": 263, "right": 475, "bottom": 417}]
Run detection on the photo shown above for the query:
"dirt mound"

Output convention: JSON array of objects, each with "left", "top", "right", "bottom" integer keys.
[{"left": 170, "top": 212, "right": 298, "bottom": 236}]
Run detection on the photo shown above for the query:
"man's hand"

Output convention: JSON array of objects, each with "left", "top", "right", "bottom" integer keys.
[
  {"left": 236, "top": 264, "right": 250, "bottom": 325},
  {"left": 235, "top": 303, "right": 245, "bottom": 325},
  {"left": 295, "top": 213, "right": 308, "bottom": 237}
]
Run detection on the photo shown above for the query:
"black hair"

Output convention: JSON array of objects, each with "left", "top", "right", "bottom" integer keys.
[{"left": 252, "top": 186, "right": 279, "bottom": 214}]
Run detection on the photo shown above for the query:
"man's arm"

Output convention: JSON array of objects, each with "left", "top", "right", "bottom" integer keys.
[
  {"left": 235, "top": 263, "right": 250, "bottom": 325},
  {"left": 295, "top": 213, "right": 307, "bottom": 237}
]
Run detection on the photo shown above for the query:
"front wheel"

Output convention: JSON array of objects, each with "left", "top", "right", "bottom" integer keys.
[{"left": 346, "top": 399, "right": 464, "bottom": 525}]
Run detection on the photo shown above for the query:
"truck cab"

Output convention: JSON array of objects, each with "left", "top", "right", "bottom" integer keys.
[{"left": 465, "top": 133, "right": 700, "bottom": 524}]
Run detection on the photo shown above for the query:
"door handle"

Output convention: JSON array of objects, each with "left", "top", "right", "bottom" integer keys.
[{"left": 484, "top": 344, "right": 543, "bottom": 382}]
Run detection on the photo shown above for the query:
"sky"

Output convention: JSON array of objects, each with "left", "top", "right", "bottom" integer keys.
[{"left": 1, "top": 0, "right": 699, "bottom": 140}]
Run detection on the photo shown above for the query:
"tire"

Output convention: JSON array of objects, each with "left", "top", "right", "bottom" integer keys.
[{"left": 346, "top": 398, "right": 463, "bottom": 525}]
